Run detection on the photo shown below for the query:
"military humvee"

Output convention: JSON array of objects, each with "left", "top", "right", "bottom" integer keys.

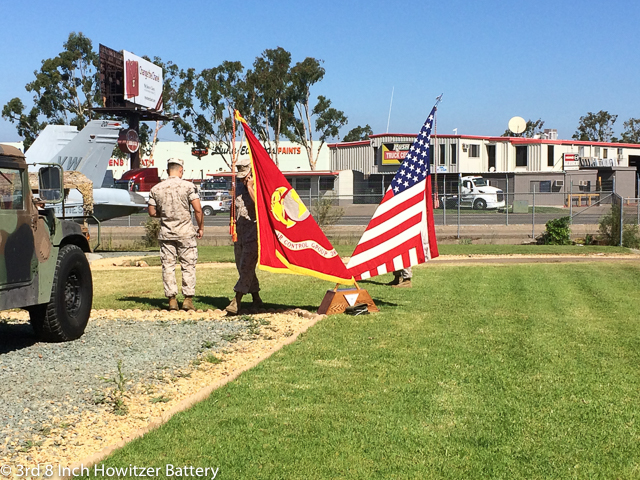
[{"left": 0, "top": 144, "right": 93, "bottom": 342}]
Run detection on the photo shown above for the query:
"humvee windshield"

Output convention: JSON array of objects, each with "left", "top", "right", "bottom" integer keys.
[{"left": 0, "top": 167, "right": 23, "bottom": 210}]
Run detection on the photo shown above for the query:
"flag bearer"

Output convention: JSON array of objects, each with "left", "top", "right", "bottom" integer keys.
[{"left": 226, "top": 158, "right": 263, "bottom": 314}]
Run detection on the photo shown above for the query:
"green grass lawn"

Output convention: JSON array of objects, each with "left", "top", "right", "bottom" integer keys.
[
  {"left": 131, "top": 244, "right": 635, "bottom": 268},
  {"left": 85, "top": 259, "right": 640, "bottom": 479}
]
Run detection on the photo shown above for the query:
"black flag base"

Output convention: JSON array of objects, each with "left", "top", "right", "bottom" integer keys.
[{"left": 317, "top": 282, "right": 379, "bottom": 316}]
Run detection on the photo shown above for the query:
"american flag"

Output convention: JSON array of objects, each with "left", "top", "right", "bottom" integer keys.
[{"left": 346, "top": 105, "right": 439, "bottom": 280}]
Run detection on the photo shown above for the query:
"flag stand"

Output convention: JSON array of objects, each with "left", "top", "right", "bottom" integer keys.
[{"left": 317, "top": 281, "right": 379, "bottom": 315}]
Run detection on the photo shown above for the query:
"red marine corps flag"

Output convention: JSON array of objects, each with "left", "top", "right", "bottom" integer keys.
[
  {"left": 347, "top": 104, "right": 440, "bottom": 280},
  {"left": 235, "top": 111, "right": 355, "bottom": 285}
]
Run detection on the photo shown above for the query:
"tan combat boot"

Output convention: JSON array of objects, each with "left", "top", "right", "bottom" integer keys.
[
  {"left": 168, "top": 297, "right": 179, "bottom": 311},
  {"left": 225, "top": 298, "right": 239, "bottom": 315},
  {"left": 182, "top": 296, "right": 195, "bottom": 311},
  {"left": 393, "top": 278, "right": 412, "bottom": 288}
]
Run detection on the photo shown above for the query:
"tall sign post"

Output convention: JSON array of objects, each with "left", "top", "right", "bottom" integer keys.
[{"left": 94, "top": 45, "right": 173, "bottom": 169}]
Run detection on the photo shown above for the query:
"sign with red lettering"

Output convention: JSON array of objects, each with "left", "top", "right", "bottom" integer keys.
[
  {"left": 382, "top": 143, "right": 409, "bottom": 165},
  {"left": 118, "top": 129, "right": 140, "bottom": 154},
  {"left": 191, "top": 147, "right": 209, "bottom": 158},
  {"left": 564, "top": 153, "right": 579, "bottom": 170}
]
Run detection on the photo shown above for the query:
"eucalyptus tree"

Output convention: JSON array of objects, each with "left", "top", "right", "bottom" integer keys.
[
  {"left": 244, "top": 47, "right": 294, "bottom": 166},
  {"left": 573, "top": 110, "right": 618, "bottom": 142},
  {"left": 172, "top": 61, "right": 247, "bottom": 169},
  {"left": 343, "top": 124, "right": 373, "bottom": 142},
  {"left": 2, "top": 32, "right": 100, "bottom": 149},
  {"left": 620, "top": 118, "right": 640, "bottom": 144},
  {"left": 285, "top": 57, "right": 348, "bottom": 170}
]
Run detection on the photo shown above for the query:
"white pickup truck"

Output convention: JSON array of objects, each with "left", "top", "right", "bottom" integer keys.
[
  {"left": 441, "top": 176, "right": 505, "bottom": 210},
  {"left": 199, "top": 190, "right": 232, "bottom": 216}
]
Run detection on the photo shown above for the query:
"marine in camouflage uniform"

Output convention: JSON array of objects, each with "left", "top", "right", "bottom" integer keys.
[
  {"left": 226, "top": 159, "right": 262, "bottom": 314},
  {"left": 148, "top": 158, "right": 204, "bottom": 311}
]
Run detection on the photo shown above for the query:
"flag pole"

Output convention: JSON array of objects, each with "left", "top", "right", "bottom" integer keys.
[
  {"left": 230, "top": 107, "right": 237, "bottom": 242},
  {"left": 432, "top": 94, "right": 443, "bottom": 209}
]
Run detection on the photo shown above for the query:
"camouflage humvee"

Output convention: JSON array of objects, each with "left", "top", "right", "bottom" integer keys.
[{"left": 0, "top": 144, "right": 93, "bottom": 342}]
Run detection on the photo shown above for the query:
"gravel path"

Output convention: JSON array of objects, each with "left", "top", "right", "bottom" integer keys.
[{"left": 0, "top": 314, "right": 248, "bottom": 458}]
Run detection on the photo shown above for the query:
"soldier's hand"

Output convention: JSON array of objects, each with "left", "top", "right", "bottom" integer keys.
[{"left": 197, "top": 227, "right": 204, "bottom": 239}]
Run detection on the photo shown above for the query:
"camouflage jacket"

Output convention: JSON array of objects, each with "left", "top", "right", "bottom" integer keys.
[
  {"left": 148, "top": 176, "right": 199, "bottom": 240},
  {"left": 235, "top": 181, "right": 257, "bottom": 244}
]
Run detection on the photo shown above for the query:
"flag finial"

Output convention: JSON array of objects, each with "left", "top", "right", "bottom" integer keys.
[{"left": 234, "top": 110, "right": 247, "bottom": 124}]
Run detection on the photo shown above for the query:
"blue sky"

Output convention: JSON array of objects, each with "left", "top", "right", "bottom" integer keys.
[{"left": 1, "top": 0, "right": 638, "bottom": 143}]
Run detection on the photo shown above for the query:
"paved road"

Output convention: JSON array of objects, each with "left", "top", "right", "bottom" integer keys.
[{"left": 101, "top": 210, "right": 609, "bottom": 227}]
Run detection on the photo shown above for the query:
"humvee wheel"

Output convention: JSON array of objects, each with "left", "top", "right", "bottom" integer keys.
[{"left": 28, "top": 244, "right": 93, "bottom": 342}]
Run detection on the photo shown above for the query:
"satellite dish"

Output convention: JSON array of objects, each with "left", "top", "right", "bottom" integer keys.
[{"left": 508, "top": 116, "right": 526, "bottom": 135}]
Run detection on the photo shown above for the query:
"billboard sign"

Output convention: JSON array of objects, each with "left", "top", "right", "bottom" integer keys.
[{"left": 123, "top": 50, "right": 163, "bottom": 111}]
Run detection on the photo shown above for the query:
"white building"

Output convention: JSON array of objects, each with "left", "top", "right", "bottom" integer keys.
[
  {"left": 107, "top": 140, "right": 331, "bottom": 180},
  {"left": 328, "top": 134, "right": 640, "bottom": 204}
]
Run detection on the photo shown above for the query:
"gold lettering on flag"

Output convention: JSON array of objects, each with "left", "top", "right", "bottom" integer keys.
[{"left": 275, "top": 231, "right": 338, "bottom": 259}]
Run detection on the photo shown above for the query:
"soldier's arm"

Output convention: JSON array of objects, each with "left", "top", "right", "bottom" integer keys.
[
  {"left": 148, "top": 192, "right": 158, "bottom": 217},
  {"left": 190, "top": 198, "right": 204, "bottom": 239},
  {"left": 244, "top": 175, "right": 256, "bottom": 203}
]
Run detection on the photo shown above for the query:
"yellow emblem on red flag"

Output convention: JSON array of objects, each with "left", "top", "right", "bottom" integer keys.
[{"left": 236, "top": 111, "right": 354, "bottom": 285}]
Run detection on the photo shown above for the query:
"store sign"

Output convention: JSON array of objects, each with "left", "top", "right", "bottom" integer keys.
[
  {"left": 382, "top": 143, "right": 410, "bottom": 165},
  {"left": 563, "top": 153, "right": 579, "bottom": 171},
  {"left": 118, "top": 129, "right": 140, "bottom": 154},
  {"left": 191, "top": 147, "right": 209, "bottom": 158}
]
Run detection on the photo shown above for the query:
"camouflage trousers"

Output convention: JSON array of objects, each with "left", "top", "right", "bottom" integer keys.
[
  {"left": 233, "top": 240, "right": 260, "bottom": 294},
  {"left": 159, "top": 238, "right": 198, "bottom": 298},
  {"left": 393, "top": 267, "right": 412, "bottom": 280}
]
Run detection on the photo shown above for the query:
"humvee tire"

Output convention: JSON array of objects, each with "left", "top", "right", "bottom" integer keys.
[{"left": 28, "top": 244, "right": 93, "bottom": 342}]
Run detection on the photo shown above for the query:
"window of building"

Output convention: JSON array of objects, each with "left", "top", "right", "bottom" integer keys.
[
  {"left": 0, "top": 167, "right": 24, "bottom": 210},
  {"left": 296, "top": 178, "right": 311, "bottom": 191},
  {"left": 429, "top": 147, "right": 434, "bottom": 165},
  {"left": 516, "top": 145, "right": 528, "bottom": 167},
  {"left": 579, "top": 146, "right": 585, "bottom": 157},
  {"left": 439, "top": 144, "right": 446, "bottom": 165},
  {"left": 594, "top": 146, "right": 600, "bottom": 157},
  {"left": 450, "top": 144, "right": 457, "bottom": 165},
  {"left": 469, "top": 144, "right": 480, "bottom": 158},
  {"left": 530, "top": 180, "right": 551, "bottom": 193},
  {"left": 319, "top": 177, "right": 335, "bottom": 191},
  {"left": 547, "top": 145, "right": 554, "bottom": 167},
  {"left": 603, "top": 148, "right": 608, "bottom": 158},
  {"left": 487, "top": 145, "right": 496, "bottom": 170}
]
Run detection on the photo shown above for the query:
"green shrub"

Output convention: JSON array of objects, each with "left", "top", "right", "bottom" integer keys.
[
  {"left": 538, "top": 216, "right": 572, "bottom": 245},
  {"left": 311, "top": 194, "right": 344, "bottom": 228},
  {"left": 143, "top": 217, "right": 161, "bottom": 247},
  {"left": 598, "top": 204, "right": 640, "bottom": 247}
]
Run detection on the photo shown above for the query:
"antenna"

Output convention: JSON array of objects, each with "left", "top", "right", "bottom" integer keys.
[{"left": 386, "top": 87, "right": 394, "bottom": 133}]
